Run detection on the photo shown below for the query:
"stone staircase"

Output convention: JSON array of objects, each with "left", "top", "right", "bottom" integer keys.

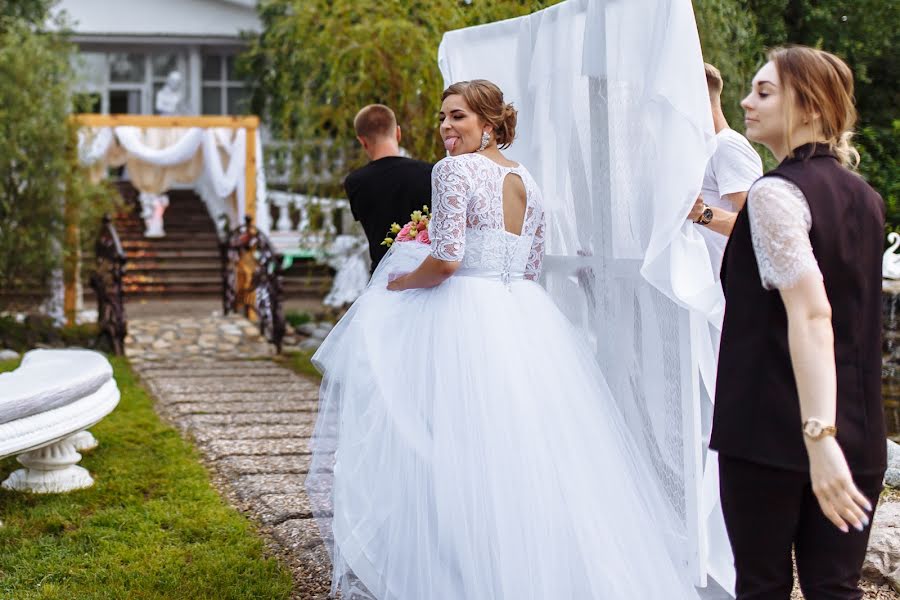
[
  {"left": 88, "top": 183, "right": 333, "bottom": 300},
  {"left": 112, "top": 185, "right": 224, "bottom": 298}
]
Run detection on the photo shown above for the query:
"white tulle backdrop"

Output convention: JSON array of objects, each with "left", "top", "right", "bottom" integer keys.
[{"left": 439, "top": 0, "right": 733, "bottom": 593}]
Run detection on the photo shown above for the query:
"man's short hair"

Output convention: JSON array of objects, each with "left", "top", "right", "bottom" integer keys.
[
  {"left": 705, "top": 63, "right": 724, "bottom": 98},
  {"left": 353, "top": 104, "right": 397, "bottom": 140}
]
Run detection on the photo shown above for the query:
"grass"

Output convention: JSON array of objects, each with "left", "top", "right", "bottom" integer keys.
[
  {"left": 0, "top": 357, "right": 294, "bottom": 600},
  {"left": 274, "top": 349, "right": 322, "bottom": 382}
]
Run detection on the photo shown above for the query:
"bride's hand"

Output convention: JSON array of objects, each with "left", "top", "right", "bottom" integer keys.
[
  {"left": 806, "top": 437, "right": 873, "bottom": 533},
  {"left": 387, "top": 272, "right": 408, "bottom": 291}
]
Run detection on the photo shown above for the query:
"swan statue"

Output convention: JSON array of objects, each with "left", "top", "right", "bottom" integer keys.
[{"left": 883, "top": 232, "right": 900, "bottom": 280}]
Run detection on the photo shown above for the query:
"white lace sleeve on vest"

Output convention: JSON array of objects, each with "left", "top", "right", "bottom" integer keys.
[
  {"left": 430, "top": 158, "right": 470, "bottom": 262},
  {"left": 747, "top": 176, "right": 823, "bottom": 290},
  {"left": 525, "top": 210, "right": 546, "bottom": 280}
]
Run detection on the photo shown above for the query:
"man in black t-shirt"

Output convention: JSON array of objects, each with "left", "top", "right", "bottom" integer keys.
[{"left": 344, "top": 104, "right": 433, "bottom": 273}]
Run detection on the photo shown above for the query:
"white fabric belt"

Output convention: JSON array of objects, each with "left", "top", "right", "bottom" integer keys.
[{"left": 455, "top": 268, "right": 526, "bottom": 283}]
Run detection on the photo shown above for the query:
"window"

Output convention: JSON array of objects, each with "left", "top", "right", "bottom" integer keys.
[
  {"left": 108, "top": 53, "right": 145, "bottom": 83},
  {"left": 201, "top": 54, "right": 248, "bottom": 115}
]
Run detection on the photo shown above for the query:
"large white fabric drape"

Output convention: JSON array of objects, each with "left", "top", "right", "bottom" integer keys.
[
  {"left": 439, "top": 0, "right": 733, "bottom": 593},
  {"left": 76, "top": 125, "right": 263, "bottom": 230}
]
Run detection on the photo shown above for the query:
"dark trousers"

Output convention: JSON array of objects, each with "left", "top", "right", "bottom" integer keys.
[{"left": 719, "top": 455, "right": 883, "bottom": 600}]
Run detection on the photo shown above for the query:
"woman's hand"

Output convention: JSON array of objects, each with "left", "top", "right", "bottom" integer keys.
[
  {"left": 806, "top": 437, "right": 873, "bottom": 532},
  {"left": 386, "top": 272, "right": 408, "bottom": 291}
]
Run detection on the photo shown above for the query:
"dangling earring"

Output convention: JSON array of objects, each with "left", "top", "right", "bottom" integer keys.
[{"left": 477, "top": 131, "right": 490, "bottom": 152}]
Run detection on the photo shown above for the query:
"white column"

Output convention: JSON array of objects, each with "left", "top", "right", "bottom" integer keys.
[
  {"left": 188, "top": 46, "right": 202, "bottom": 115},
  {"left": 274, "top": 196, "right": 292, "bottom": 232}
]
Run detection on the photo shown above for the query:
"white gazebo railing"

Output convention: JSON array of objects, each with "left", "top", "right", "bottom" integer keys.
[
  {"left": 264, "top": 140, "right": 348, "bottom": 188},
  {"left": 266, "top": 190, "right": 355, "bottom": 261}
]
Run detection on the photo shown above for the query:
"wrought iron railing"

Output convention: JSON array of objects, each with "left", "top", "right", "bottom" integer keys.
[
  {"left": 220, "top": 216, "right": 286, "bottom": 353},
  {"left": 89, "top": 214, "right": 127, "bottom": 355}
]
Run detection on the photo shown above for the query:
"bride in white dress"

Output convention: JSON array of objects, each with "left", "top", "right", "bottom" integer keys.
[{"left": 307, "top": 79, "right": 701, "bottom": 599}]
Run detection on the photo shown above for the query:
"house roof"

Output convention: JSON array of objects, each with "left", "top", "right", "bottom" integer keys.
[{"left": 52, "top": 0, "right": 261, "bottom": 40}]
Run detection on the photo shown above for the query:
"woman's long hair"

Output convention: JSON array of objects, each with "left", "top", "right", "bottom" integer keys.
[{"left": 769, "top": 45, "right": 860, "bottom": 168}]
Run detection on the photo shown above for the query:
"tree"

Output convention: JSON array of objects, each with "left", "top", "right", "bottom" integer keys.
[
  {"left": 0, "top": 4, "right": 110, "bottom": 309},
  {"left": 696, "top": 0, "right": 898, "bottom": 222},
  {"left": 242, "top": 0, "right": 562, "bottom": 196},
  {"left": 748, "top": 0, "right": 899, "bottom": 222},
  {"left": 693, "top": 0, "right": 760, "bottom": 130}
]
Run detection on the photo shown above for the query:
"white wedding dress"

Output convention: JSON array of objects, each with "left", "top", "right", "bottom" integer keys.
[{"left": 307, "top": 152, "right": 701, "bottom": 599}]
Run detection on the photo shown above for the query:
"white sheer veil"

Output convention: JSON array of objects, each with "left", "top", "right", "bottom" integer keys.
[{"left": 439, "top": 0, "right": 734, "bottom": 592}]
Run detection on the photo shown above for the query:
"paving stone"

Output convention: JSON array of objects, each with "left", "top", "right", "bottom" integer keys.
[
  {"left": 149, "top": 379, "right": 307, "bottom": 394},
  {"left": 138, "top": 367, "right": 289, "bottom": 378},
  {"left": 217, "top": 454, "right": 311, "bottom": 476},
  {"left": 271, "top": 517, "right": 331, "bottom": 549},
  {"left": 156, "top": 390, "right": 320, "bottom": 404},
  {"left": 166, "top": 400, "right": 319, "bottom": 416},
  {"left": 190, "top": 423, "right": 315, "bottom": 444},
  {"left": 186, "top": 412, "right": 318, "bottom": 427},
  {"left": 258, "top": 493, "right": 315, "bottom": 523},
  {"left": 233, "top": 473, "right": 307, "bottom": 500},
  {"left": 205, "top": 438, "right": 313, "bottom": 460}
]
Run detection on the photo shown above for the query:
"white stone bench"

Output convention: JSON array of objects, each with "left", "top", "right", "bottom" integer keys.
[{"left": 0, "top": 349, "right": 120, "bottom": 495}]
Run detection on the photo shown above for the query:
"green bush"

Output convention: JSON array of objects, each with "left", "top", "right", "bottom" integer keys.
[
  {"left": 0, "top": 315, "right": 103, "bottom": 353},
  {"left": 285, "top": 310, "right": 312, "bottom": 328}
]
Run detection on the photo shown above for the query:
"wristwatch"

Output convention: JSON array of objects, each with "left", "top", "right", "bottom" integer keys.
[
  {"left": 695, "top": 204, "right": 713, "bottom": 225},
  {"left": 802, "top": 418, "right": 837, "bottom": 441}
]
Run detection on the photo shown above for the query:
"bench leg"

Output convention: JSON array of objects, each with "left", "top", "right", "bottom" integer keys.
[
  {"left": 1, "top": 435, "right": 94, "bottom": 494},
  {"left": 69, "top": 430, "right": 99, "bottom": 451}
]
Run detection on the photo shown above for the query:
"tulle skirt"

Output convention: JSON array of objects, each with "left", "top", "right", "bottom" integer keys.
[{"left": 307, "top": 242, "right": 700, "bottom": 599}]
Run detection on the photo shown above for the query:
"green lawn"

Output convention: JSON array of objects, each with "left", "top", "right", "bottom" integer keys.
[
  {"left": 274, "top": 349, "right": 322, "bottom": 382},
  {"left": 0, "top": 357, "right": 293, "bottom": 600}
]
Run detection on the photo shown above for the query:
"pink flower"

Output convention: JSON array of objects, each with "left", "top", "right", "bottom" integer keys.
[
  {"left": 416, "top": 220, "right": 427, "bottom": 232},
  {"left": 415, "top": 229, "right": 430, "bottom": 244},
  {"left": 396, "top": 223, "right": 413, "bottom": 242}
]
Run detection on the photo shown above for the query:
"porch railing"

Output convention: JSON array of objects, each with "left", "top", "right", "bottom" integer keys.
[
  {"left": 220, "top": 216, "right": 286, "bottom": 353},
  {"left": 89, "top": 214, "right": 127, "bottom": 355}
]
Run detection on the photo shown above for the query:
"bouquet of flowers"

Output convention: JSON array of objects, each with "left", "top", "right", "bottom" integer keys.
[{"left": 381, "top": 205, "right": 431, "bottom": 247}]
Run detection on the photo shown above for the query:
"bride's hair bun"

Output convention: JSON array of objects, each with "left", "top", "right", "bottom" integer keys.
[{"left": 441, "top": 79, "right": 518, "bottom": 149}]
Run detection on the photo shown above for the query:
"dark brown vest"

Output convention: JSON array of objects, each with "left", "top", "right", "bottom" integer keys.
[{"left": 710, "top": 143, "right": 887, "bottom": 474}]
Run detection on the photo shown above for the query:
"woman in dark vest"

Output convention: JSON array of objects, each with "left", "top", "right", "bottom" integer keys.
[{"left": 710, "top": 46, "right": 887, "bottom": 599}]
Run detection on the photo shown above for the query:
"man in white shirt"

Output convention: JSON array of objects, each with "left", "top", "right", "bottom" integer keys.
[{"left": 688, "top": 63, "right": 763, "bottom": 277}]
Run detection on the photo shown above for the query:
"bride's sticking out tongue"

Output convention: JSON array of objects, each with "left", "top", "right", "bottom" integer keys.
[{"left": 444, "top": 136, "right": 459, "bottom": 152}]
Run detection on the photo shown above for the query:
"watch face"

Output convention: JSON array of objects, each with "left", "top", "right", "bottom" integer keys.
[
  {"left": 702, "top": 207, "right": 714, "bottom": 222},
  {"left": 804, "top": 420, "right": 823, "bottom": 437}
]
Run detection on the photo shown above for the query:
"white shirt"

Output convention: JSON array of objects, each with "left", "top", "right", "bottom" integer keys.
[
  {"left": 699, "top": 128, "right": 763, "bottom": 276},
  {"left": 747, "top": 176, "right": 823, "bottom": 290}
]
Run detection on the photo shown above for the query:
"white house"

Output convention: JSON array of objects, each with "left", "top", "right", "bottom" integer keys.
[
  {"left": 55, "top": 0, "right": 259, "bottom": 116},
  {"left": 55, "top": 0, "right": 352, "bottom": 267}
]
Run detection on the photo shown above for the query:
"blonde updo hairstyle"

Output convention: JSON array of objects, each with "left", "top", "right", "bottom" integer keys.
[
  {"left": 442, "top": 79, "right": 517, "bottom": 149},
  {"left": 769, "top": 45, "right": 860, "bottom": 169}
]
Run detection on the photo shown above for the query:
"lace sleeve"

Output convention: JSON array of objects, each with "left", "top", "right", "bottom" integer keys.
[
  {"left": 525, "top": 210, "right": 546, "bottom": 281},
  {"left": 429, "top": 157, "right": 470, "bottom": 262},
  {"left": 747, "top": 176, "right": 822, "bottom": 290}
]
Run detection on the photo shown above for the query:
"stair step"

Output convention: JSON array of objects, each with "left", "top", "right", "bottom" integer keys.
[
  {"left": 117, "top": 236, "right": 221, "bottom": 244},
  {"left": 126, "top": 263, "right": 222, "bottom": 273},
  {"left": 123, "top": 249, "right": 222, "bottom": 260}
]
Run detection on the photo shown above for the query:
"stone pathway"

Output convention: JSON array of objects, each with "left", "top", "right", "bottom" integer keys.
[
  {"left": 126, "top": 313, "right": 275, "bottom": 361},
  {"left": 127, "top": 310, "right": 333, "bottom": 598},
  {"left": 125, "top": 308, "right": 897, "bottom": 600}
]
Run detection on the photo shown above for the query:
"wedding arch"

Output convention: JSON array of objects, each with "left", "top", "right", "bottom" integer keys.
[{"left": 65, "top": 114, "right": 264, "bottom": 319}]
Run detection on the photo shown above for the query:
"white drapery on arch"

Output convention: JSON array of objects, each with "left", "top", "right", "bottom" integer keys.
[
  {"left": 439, "top": 0, "right": 733, "bottom": 594},
  {"left": 76, "top": 126, "right": 267, "bottom": 232}
]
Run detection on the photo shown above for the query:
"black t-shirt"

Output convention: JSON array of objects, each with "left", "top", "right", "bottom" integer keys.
[{"left": 344, "top": 156, "right": 434, "bottom": 272}]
